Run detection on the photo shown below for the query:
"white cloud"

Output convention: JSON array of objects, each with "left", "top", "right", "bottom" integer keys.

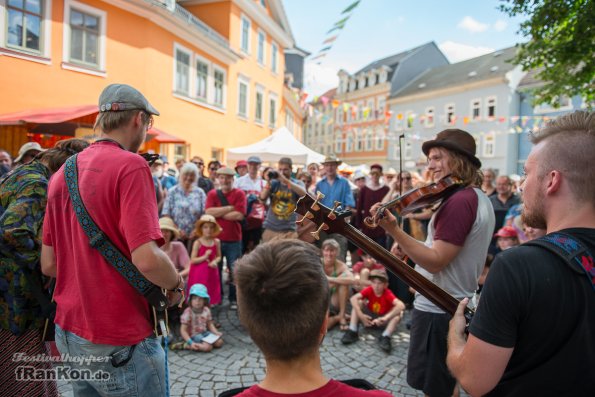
[
  {"left": 439, "top": 41, "right": 494, "bottom": 63},
  {"left": 457, "top": 16, "right": 489, "bottom": 33},
  {"left": 493, "top": 19, "right": 508, "bottom": 32}
]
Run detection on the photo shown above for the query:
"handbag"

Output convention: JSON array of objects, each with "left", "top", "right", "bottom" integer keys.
[{"left": 245, "top": 194, "right": 266, "bottom": 230}]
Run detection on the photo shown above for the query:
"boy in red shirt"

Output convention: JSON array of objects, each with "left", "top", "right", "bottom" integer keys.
[{"left": 342, "top": 269, "right": 405, "bottom": 353}]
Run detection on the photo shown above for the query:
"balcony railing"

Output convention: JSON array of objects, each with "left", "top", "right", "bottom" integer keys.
[{"left": 149, "top": 1, "right": 231, "bottom": 50}]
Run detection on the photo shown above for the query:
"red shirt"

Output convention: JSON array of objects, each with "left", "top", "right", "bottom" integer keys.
[
  {"left": 43, "top": 141, "right": 163, "bottom": 345},
  {"left": 237, "top": 379, "right": 393, "bottom": 396},
  {"left": 205, "top": 188, "right": 246, "bottom": 242},
  {"left": 360, "top": 286, "right": 397, "bottom": 316}
]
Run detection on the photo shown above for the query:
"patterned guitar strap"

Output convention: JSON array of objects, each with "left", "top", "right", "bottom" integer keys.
[
  {"left": 64, "top": 154, "right": 169, "bottom": 335},
  {"left": 524, "top": 231, "right": 595, "bottom": 291}
]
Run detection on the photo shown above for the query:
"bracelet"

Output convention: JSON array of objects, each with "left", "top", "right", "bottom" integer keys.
[
  {"left": 186, "top": 339, "right": 193, "bottom": 345},
  {"left": 168, "top": 275, "right": 184, "bottom": 292}
]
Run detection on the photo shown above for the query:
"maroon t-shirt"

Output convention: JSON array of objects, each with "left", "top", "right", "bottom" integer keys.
[
  {"left": 433, "top": 187, "right": 478, "bottom": 246},
  {"left": 237, "top": 379, "right": 393, "bottom": 396},
  {"left": 205, "top": 188, "right": 246, "bottom": 242}
]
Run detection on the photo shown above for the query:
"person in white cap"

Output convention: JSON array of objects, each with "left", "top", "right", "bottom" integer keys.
[
  {"left": 41, "top": 84, "right": 182, "bottom": 397},
  {"left": 13, "top": 141, "right": 46, "bottom": 167}
]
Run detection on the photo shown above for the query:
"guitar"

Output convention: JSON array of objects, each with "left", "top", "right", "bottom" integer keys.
[{"left": 295, "top": 193, "right": 474, "bottom": 328}]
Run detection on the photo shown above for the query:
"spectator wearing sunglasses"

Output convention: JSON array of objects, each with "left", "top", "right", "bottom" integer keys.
[{"left": 191, "top": 156, "right": 213, "bottom": 194}]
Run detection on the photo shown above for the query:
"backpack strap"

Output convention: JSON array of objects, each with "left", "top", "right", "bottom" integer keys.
[
  {"left": 64, "top": 155, "right": 169, "bottom": 312},
  {"left": 216, "top": 189, "right": 230, "bottom": 206},
  {"left": 524, "top": 231, "right": 595, "bottom": 290}
]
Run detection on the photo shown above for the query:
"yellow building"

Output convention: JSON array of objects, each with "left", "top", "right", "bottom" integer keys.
[{"left": 0, "top": 0, "right": 304, "bottom": 164}]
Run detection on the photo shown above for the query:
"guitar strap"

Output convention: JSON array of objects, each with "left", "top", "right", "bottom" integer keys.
[
  {"left": 524, "top": 231, "right": 595, "bottom": 291},
  {"left": 64, "top": 154, "right": 169, "bottom": 336}
]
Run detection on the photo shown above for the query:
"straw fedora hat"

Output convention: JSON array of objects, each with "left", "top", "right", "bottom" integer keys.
[
  {"left": 159, "top": 217, "right": 181, "bottom": 239},
  {"left": 195, "top": 214, "right": 222, "bottom": 237}
]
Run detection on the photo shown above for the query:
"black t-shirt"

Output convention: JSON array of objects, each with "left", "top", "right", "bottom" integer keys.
[{"left": 470, "top": 228, "right": 595, "bottom": 396}]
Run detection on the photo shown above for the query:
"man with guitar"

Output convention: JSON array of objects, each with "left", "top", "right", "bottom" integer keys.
[
  {"left": 41, "top": 84, "right": 183, "bottom": 396},
  {"left": 447, "top": 111, "right": 595, "bottom": 396},
  {"left": 371, "top": 129, "right": 494, "bottom": 397}
]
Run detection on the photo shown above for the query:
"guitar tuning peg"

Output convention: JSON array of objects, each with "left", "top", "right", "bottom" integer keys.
[
  {"left": 327, "top": 201, "right": 341, "bottom": 220},
  {"left": 310, "top": 222, "right": 329, "bottom": 241},
  {"left": 296, "top": 211, "right": 314, "bottom": 226},
  {"left": 311, "top": 192, "right": 325, "bottom": 211}
]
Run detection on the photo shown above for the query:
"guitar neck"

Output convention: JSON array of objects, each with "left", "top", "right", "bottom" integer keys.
[{"left": 343, "top": 224, "right": 462, "bottom": 316}]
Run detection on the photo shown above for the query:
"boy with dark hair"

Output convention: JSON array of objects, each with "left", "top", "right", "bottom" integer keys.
[
  {"left": 235, "top": 240, "right": 393, "bottom": 396},
  {"left": 342, "top": 269, "right": 405, "bottom": 353}
]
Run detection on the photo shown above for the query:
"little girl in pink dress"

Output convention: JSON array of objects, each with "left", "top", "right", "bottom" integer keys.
[{"left": 188, "top": 215, "right": 222, "bottom": 305}]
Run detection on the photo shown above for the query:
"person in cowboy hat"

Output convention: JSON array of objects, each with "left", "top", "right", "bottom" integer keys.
[
  {"left": 314, "top": 155, "right": 355, "bottom": 263},
  {"left": 371, "top": 128, "right": 495, "bottom": 397},
  {"left": 13, "top": 141, "right": 46, "bottom": 167}
]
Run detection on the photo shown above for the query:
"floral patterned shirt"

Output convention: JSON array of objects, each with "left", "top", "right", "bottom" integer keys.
[
  {"left": 0, "top": 161, "right": 51, "bottom": 335},
  {"left": 162, "top": 184, "right": 207, "bottom": 236}
]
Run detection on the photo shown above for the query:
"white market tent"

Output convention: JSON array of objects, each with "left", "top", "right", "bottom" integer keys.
[{"left": 226, "top": 127, "right": 325, "bottom": 165}]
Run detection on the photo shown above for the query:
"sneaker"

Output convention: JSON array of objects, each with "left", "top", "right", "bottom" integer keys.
[
  {"left": 229, "top": 302, "right": 238, "bottom": 310},
  {"left": 378, "top": 335, "right": 392, "bottom": 353},
  {"left": 341, "top": 330, "right": 359, "bottom": 345}
]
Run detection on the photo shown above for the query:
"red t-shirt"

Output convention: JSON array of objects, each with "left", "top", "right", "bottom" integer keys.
[
  {"left": 43, "top": 141, "right": 164, "bottom": 345},
  {"left": 360, "top": 286, "right": 397, "bottom": 316},
  {"left": 205, "top": 188, "right": 246, "bottom": 242},
  {"left": 352, "top": 261, "right": 384, "bottom": 275},
  {"left": 237, "top": 379, "right": 393, "bottom": 396}
]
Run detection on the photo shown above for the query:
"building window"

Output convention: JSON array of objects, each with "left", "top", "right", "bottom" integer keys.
[
  {"left": 483, "top": 132, "right": 495, "bottom": 157},
  {"left": 255, "top": 86, "right": 264, "bottom": 123},
  {"left": 404, "top": 141, "right": 412, "bottom": 159},
  {"left": 271, "top": 41, "right": 278, "bottom": 73},
  {"left": 7, "top": 0, "right": 44, "bottom": 53},
  {"left": 335, "top": 133, "right": 342, "bottom": 154},
  {"left": 471, "top": 99, "right": 481, "bottom": 121},
  {"left": 69, "top": 8, "right": 100, "bottom": 66},
  {"left": 257, "top": 30, "right": 265, "bottom": 65},
  {"left": 195, "top": 58, "right": 208, "bottom": 101},
  {"left": 486, "top": 97, "right": 496, "bottom": 119},
  {"left": 174, "top": 46, "right": 191, "bottom": 95},
  {"left": 237, "top": 78, "right": 249, "bottom": 118},
  {"left": 240, "top": 14, "right": 250, "bottom": 53},
  {"left": 375, "top": 128, "right": 384, "bottom": 150},
  {"left": 377, "top": 98, "right": 385, "bottom": 119},
  {"left": 425, "top": 107, "right": 435, "bottom": 128},
  {"left": 534, "top": 95, "right": 573, "bottom": 113},
  {"left": 285, "top": 110, "right": 294, "bottom": 133},
  {"left": 260, "top": 0, "right": 266, "bottom": 7},
  {"left": 445, "top": 104, "right": 455, "bottom": 125},
  {"left": 213, "top": 67, "right": 225, "bottom": 107},
  {"left": 365, "top": 130, "right": 373, "bottom": 151},
  {"left": 367, "top": 99, "right": 374, "bottom": 121},
  {"left": 346, "top": 132, "right": 354, "bottom": 152},
  {"left": 269, "top": 94, "right": 277, "bottom": 128}
]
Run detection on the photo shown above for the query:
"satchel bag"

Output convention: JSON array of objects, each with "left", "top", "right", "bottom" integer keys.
[{"left": 245, "top": 194, "right": 266, "bottom": 230}]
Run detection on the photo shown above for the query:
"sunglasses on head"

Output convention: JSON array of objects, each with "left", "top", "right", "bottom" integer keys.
[{"left": 192, "top": 161, "right": 204, "bottom": 166}]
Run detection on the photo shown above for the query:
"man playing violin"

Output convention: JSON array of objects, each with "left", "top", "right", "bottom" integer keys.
[{"left": 371, "top": 129, "right": 494, "bottom": 397}]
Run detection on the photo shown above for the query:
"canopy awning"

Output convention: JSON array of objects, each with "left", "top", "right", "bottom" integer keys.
[
  {"left": 146, "top": 128, "right": 186, "bottom": 144},
  {"left": 0, "top": 104, "right": 98, "bottom": 125}
]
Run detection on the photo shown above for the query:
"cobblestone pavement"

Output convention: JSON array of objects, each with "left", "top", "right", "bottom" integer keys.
[
  {"left": 166, "top": 304, "right": 424, "bottom": 397},
  {"left": 57, "top": 304, "right": 472, "bottom": 396}
]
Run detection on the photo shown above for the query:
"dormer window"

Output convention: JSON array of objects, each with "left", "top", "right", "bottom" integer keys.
[{"left": 379, "top": 71, "right": 387, "bottom": 83}]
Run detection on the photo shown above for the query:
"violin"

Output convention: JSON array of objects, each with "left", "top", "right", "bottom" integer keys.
[{"left": 364, "top": 175, "right": 462, "bottom": 228}]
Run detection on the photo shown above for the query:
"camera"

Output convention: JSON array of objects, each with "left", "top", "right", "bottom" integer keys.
[{"left": 268, "top": 170, "right": 279, "bottom": 179}]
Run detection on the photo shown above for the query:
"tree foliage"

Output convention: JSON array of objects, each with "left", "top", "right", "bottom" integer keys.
[{"left": 499, "top": 0, "right": 594, "bottom": 107}]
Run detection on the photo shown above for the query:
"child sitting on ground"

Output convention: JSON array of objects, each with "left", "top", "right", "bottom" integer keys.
[
  {"left": 351, "top": 250, "right": 385, "bottom": 291},
  {"left": 180, "top": 284, "right": 224, "bottom": 352},
  {"left": 341, "top": 269, "right": 405, "bottom": 353}
]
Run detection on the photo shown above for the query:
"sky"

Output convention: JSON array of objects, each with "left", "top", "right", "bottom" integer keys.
[{"left": 283, "top": 0, "right": 528, "bottom": 98}]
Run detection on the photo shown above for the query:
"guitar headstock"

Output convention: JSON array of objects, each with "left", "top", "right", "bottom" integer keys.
[{"left": 295, "top": 193, "right": 352, "bottom": 240}]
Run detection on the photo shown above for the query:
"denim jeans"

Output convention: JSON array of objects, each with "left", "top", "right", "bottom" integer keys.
[
  {"left": 219, "top": 240, "right": 242, "bottom": 303},
  {"left": 55, "top": 325, "right": 166, "bottom": 397}
]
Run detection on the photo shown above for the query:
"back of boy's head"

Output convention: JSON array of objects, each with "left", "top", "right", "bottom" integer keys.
[{"left": 235, "top": 239, "right": 329, "bottom": 361}]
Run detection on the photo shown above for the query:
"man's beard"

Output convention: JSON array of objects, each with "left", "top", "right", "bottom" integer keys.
[{"left": 521, "top": 200, "right": 547, "bottom": 230}]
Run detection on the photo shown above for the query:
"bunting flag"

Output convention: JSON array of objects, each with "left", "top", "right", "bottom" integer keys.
[{"left": 309, "top": 0, "right": 363, "bottom": 65}]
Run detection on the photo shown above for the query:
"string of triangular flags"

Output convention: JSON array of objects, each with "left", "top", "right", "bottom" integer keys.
[{"left": 309, "top": 0, "right": 361, "bottom": 65}]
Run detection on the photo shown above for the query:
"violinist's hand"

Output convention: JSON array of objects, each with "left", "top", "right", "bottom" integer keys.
[{"left": 370, "top": 203, "right": 398, "bottom": 231}]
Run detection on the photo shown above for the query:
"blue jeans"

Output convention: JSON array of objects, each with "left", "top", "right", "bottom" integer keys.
[
  {"left": 219, "top": 241, "right": 242, "bottom": 303},
  {"left": 55, "top": 325, "right": 166, "bottom": 397}
]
